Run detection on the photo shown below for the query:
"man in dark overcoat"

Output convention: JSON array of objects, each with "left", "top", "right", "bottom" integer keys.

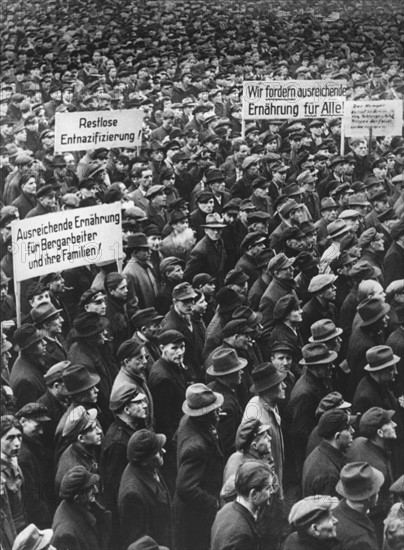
[
  {"left": 174, "top": 384, "right": 225, "bottom": 550},
  {"left": 118, "top": 430, "right": 171, "bottom": 550},
  {"left": 183, "top": 213, "right": 227, "bottom": 288}
]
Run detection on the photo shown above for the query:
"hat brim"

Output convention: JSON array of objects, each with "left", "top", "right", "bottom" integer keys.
[
  {"left": 182, "top": 391, "right": 224, "bottom": 417},
  {"left": 358, "top": 302, "right": 390, "bottom": 327},
  {"left": 17, "top": 330, "right": 45, "bottom": 351},
  {"left": 336, "top": 467, "right": 384, "bottom": 501},
  {"left": 33, "top": 307, "right": 63, "bottom": 326},
  {"left": 364, "top": 354, "right": 400, "bottom": 372},
  {"left": 61, "top": 372, "right": 101, "bottom": 396},
  {"left": 329, "top": 227, "right": 351, "bottom": 239},
  {"left": 201, "top": 223, "right": 227, "bottom": 229},
  {"left": 207, "top": 356, "right": 248, "bottom": 376},
  {"left": 74, "top": 316, "right": 110, "bottom": 337},
  {"left": 299, "top": 350, "right": 338, "bottom": 366},
  {"left": 250, "top": 370, "right": 287, "bottom": 393},
  {"left": 308, "top": 327, "right": 343, "bottom": 343}
]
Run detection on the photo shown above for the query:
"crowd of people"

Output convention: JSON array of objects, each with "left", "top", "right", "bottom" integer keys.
[{"left": 1, "top": 0, "right": 404, "bottom": 549}]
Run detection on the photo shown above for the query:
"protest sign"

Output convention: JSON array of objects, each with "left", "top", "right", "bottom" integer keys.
[
  {"left": 11, "top": 202, "right": 123, "bottom": 283},
  {"left": 344, "top": 100, "right": 402, "bottom": 137},
  {"left": 54, "top": 109, "right": 143, "bottom": 152},
  {"left": 242, "top": 80, "right": 347, "bottom": 120}
]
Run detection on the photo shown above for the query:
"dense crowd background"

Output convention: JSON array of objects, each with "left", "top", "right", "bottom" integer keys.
[{"left": 1, "top": 0, "right": 404, "bottom": 549}]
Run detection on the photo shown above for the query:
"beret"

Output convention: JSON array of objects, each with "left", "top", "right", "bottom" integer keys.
[
  {"left": 60, "top": 465, "right": 99, "bottom": 499},
  {"left": 158, "top": 329, "right": 185, "bottom": 346}
]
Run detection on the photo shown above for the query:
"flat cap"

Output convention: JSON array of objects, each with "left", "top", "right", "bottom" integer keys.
[
  {"left": 236, "top": 418, "right": 271, "bottom": 451},
  {"left": 225, "top": 268, "right": 249, "bottom": 286},
  {"left": 110, "top": 386, "right": 147, "bottom": 412},
  {"left": 116, "top": 339, "right": 145, "bottom": 363},
  {"left": 288, "top": 496, "right": 339, "bottom": 529},
  {"left": 62, "top": 406, "right": 97, "bottom": 438},
  {"left": 359, "top": 407, "right": 395, "bottom": 438},
  {"left": 268, "top": 253, "right": 294, "bottom": 273},
  {"left": 15, "top": 403, "right": 51, "bottom": 422},
  {"left": 242, "top": 155, "right": 260, "bottom": 170},
  {"left": 317, "top": 409, "right": 352, "bottom": 438},
  {"left": 172, "top": 282, "right": 197, "bottom": 301},
  {"left": 358, "top": 227, "right": 384, "bottom": 248},
  {"left": 44, "top": 360, "right": 71, "bottom": 386},
  {"left": 308, "top": 274, "right": 337, "bottom": 293},
  {"left": 158, "top": 329, "right": 185, "bottom": 346}
]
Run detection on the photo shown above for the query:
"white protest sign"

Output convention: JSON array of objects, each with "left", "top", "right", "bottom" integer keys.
[
  {"left": 344, "top": 100, "right": 403, "bottom": 137},
  {"left": 11, "top": 202, "right": 123, "bottom": 282},
  {"left": 54, "top": 109, "right": 143, "bottom": 152},
  {"left": 243, "top": 80, "right": 347, "bottom": 120}
]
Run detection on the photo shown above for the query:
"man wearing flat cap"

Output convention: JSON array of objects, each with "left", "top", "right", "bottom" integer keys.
[
  {"left": 102, "top": 387, "right": 149, "bottom": 550},
  {"left": 25, "top": 183, "right": 58, "bottom": 219},
  {"left": 283, "top": 495, "right": 340, "bottom": 550},
  {"left": 359, "top": 227, "right": 385, "bottom": 277},
  {"left": 302, "top": 408, "right": 355, "bottom": 498},
  {"left": 301, "top": 274, "right": 338, "bottom": 343},
  {"left": 123, "top": 232, "right": 160, "bottom": 309},
  {"left": 52, "top": 466, "right": 109, "bottom": 550},
  {"left": 55, "top": 405, "right": 102, "bottom": 497},
  {"left": 347, "top": 407, "right": 396, "bottom": 544},
  {"left": 16, "top": 403, "right": 52, "bottom": 528},
  {"left": 118, "top": 430, "right": 171, "bottom": 550},
  {"left": 110, "top": 339, "right": 153, "bottom": 429},
  {"left": 161, "top": 282, "right": 205, "bottom": 381},
  {"left": 131, "top": 307, "right": 164, "bottom": 369},
  {"left": 383, "top": 219, "right": 404, "bottom": 286},
  {"left": 234, "top": 231, "right": 267, "bottom": 284},
  {"left": 174, "top": 383, "right": 225, "bottom": 550},
  {"left": 148, "top": 329, "right": 187, "bottom": 495},
  {"left": 259, "top": 253, "right": 299, "bottom": 324}
]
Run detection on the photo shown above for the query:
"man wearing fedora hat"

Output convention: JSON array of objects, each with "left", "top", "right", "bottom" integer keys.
[
  {"left": 347, "top": 298, "right": 391, "bottom": 393},
  {"left": 10, "top": 323, "right": 48, "bottom": 409},
  {"left": 286, "top": 343, "right": 338, "bottom": 479},
  {"left": 12, "top": 523, "right": 55, "bottom": 550},
  {"left": 333, "top": 462, "right": 383, "bottom": 549},
  {"left": 347, "top": 407, "right": 397, "bottom": 544},
  {"left": 31, "top": 302, "right": 67, "bottom": 367},
  {"left": 118, "top": 430, "right": 171, "bottom": 550},
  {"left": 68, "top": 312, "right": 116, "bottom": 429},
  {"left": 386, "top": 303, "right": 404, "bottom": 399},
  {"left": 183, "top": 212, "right": 227, "bottom": 288},
  {"left": 123, "top": 232, "right": 160, "bottom": 309},
  {"left": 174, "top": 383, "right": 225, "bottom": 550},
  {"left": 207, "top": 348, "right": 248, "bottom": 459}
]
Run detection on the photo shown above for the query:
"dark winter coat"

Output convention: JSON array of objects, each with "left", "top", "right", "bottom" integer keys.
[
  {"left": 211, "top": 501, "right": 260, "bottom": 550},
  {"left": 118, "top": 462, "right": 172, "bottom": 549},
  {"left": 302, "top": 440, "right": 346, "bottom": 498},
  {"left": 10, "top": 353, "right": 47, "bottom": 409},
  {"left": 333, "top": 499, "right": 378, "bottom": 550},
  {"left": 184, "top": 235, "right": 227, "bottom": 288},
  {"left": 174, "top": 415, "right": 225, "bottom": 550}
]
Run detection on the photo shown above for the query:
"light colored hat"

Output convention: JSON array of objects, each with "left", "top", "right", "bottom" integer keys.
[{"left": 182, "top": 383, "right": 223, "bottom": 417}]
